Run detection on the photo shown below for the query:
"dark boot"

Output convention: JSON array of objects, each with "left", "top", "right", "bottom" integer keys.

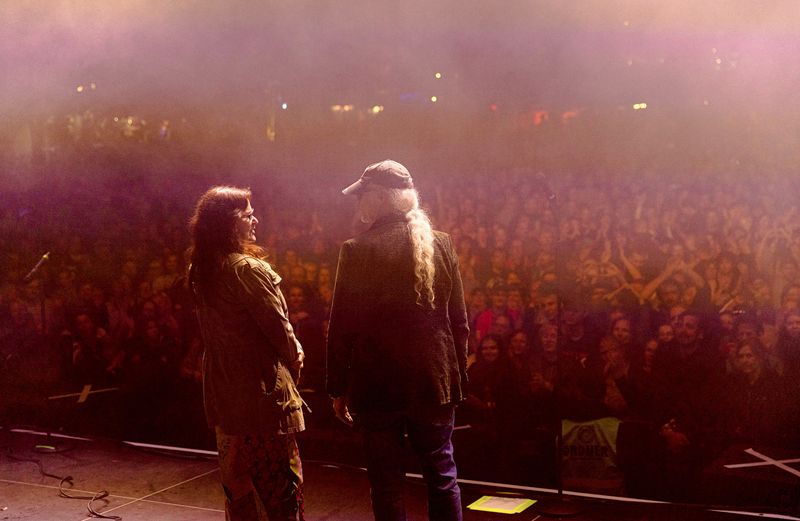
[
  {"left": 226, "top": 490, "right": 259, "bottom": 521},
  {"left": 264, "top": 489, "right": 303, "bottom": 521}
]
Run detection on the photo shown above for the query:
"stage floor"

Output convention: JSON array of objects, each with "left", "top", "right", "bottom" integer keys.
[{"left": 2, "top": 427, "right": 795, "bottom": 521}]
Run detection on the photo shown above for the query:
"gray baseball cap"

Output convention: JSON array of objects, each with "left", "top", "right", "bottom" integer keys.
[{"left": 342, "top": 159, "right": 414, "bottom": 195}]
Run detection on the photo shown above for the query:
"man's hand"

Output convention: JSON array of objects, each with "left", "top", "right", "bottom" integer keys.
[
  {"left": 290, "top": 351, "right": 304, "bottom": 382},
  {"left": 332, "top": 396, "right": 353, "bottom": 426}
]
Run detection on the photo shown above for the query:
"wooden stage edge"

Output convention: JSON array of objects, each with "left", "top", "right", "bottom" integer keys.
[{"left": 1, "top": 426, "right": 797, "bottom": 521}]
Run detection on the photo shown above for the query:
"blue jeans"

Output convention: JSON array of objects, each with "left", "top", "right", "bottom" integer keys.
[{"left": 356, "top": 405, "right": 462, "bottom": 521}]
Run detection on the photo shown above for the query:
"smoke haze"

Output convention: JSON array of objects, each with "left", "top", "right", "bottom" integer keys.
[{"left": 3, "top": 0, "right": 799, "bottom": 112}]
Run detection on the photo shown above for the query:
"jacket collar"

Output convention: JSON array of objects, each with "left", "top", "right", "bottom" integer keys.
[{"left": 369, "top": 211, "right": 408, "bottom": 231}]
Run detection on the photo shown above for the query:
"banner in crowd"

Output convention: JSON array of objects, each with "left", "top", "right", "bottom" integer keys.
[{"left": 562, "top": 417, "right": 623, "bottom": 494}]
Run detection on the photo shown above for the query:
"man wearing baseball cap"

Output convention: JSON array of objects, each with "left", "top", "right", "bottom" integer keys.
[{"left": 327, "top": 160, "right": 469, "bottom": 521}]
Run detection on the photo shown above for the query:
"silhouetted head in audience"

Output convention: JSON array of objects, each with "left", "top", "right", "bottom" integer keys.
[
  {"left": 733, "top": 338, "right": 767, "bottom": 384},
  {"left": 784, "top": 309, "right": 800, "bottom": 339},
  {"left": 657, "top": 323, "right": 674, "bottom": 345},
  {"left": 477, "top": 334, "right": 504, "bottom": 364},
  {"left": 658, "top": 279, "right": 682, "bottom": 310},
  {"left": 674, "top": 310, "right": 704, "bottom": 349},
  {"left": 734, "top": 313, "right": 762, "bottom": 343},
  {"left": 538, "top": 323, "right": 559, "bottom": 363},
  {"left": 508, "top": 330, "right": 530, "bottom": 359},
  {"left": 611, "top": 317, "right": 633, "bottom": 350}
]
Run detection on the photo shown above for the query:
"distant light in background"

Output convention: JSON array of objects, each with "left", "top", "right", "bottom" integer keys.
[
  {"left": 331, "top": 105, "right": 342, "bottom": 113},
  {"left": 561, "top": 110, "right": 579, "bottom": 123},
  {"left": 76, "top": 85, "right": 84, "bottom": 93},
  {"left": 703, "top": 100, "right": 710, "bottom": 106},
  {"left": 430, "top": 96, "right": 438, "bottom": 103},
  {"left": 266, "top": 111, "right": 276, "bottom": 141},
  {"left": 532, "top": 110, "right": 548, "bottom": 125},
  {"left": 623, "top": 20, "right": 630, "bottom": 27},
  {"left": 158, "top": 120, "right": 170, "bottom": 140},
  {"left": 627, "top": 59, "right": 633, "bottom": 66},
  {"left": 343, "top": 104, "right": 354, "bottom": 112},
  {"left": 90, "top": 82, "right": 97, "bottom": 90},
  {"left": 633, "top": 102, "right": 648, "bottom": 110},
  {"left": 434, "top": 72, "right": 442, "bottom": 79},
  {"left": 370, "top": 105, "right": 384, "bottom": 114},
  {"left": 281, "top": 103, "right": 288, "bottom": 110},
  {"left": 490, "top": 103, "right": 498, "bottom": 111}
]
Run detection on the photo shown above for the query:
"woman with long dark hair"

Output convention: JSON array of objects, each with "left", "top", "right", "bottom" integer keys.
[{"left": 188, "top": 186, "right": 305, "bottom": 521}]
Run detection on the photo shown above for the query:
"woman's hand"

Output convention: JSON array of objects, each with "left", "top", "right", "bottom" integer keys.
[{"left": 290, "top": 351, "right": 305, "bottom": 382}]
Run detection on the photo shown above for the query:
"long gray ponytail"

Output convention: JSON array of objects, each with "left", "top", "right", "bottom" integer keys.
[{"left": 386, "top": 188, "right": 436, "bottom": 308}]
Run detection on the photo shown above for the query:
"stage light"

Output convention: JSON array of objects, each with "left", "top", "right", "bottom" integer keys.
[
  {"left": 435, "top": 72, "right": 442, "bottom": 79},
  {"left": 431, "top": 96, "right": 438, "bottom": 103},
  {"left": 633, "top": 103, "right": 648, "bottom": 110},
  {"left": 331, "top": 105, "right": 342, "bottom": 113},
  {"left": 281, "top": 103, "right": 288, "bottom": 110},
  {"left": 76, "top": 85, "right": 84, "bottom": 93},
  {"left": 370, "top": 105, "right": 384, "bottom": 114},
  {"left": 90, "top": 83, "right": 96, "bottom": 90},
  {"left": 343, "top": 104, "right": 354, "bottom": 112}
]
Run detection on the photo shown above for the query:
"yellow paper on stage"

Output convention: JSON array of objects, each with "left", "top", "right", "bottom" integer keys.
[{"left": 466, "top": 495, "right": 536, "bottom": 514}]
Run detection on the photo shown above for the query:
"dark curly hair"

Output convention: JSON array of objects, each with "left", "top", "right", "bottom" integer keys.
[{"left": 187, "top": 186, "right": 262, "bottom": 297}]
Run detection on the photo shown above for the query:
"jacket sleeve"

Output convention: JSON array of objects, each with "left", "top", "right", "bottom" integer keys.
[
  {"left": 236, "top": 260, "right": 302, "bottom": 365},
  {"left": 326, "top": 241, "right": 356, "bottom": 398},
  {"left": 444, "top": 234, "right": 470, "bottom": 385}
]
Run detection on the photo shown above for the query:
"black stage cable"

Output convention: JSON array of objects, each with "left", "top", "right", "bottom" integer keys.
[{"left": 3, "top": 448, "right": 122, "bottom": 520}]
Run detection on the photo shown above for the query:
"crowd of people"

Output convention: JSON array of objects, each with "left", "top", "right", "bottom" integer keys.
[{"left": 2, "top": 153, "right": 800, "bottom": 501}]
